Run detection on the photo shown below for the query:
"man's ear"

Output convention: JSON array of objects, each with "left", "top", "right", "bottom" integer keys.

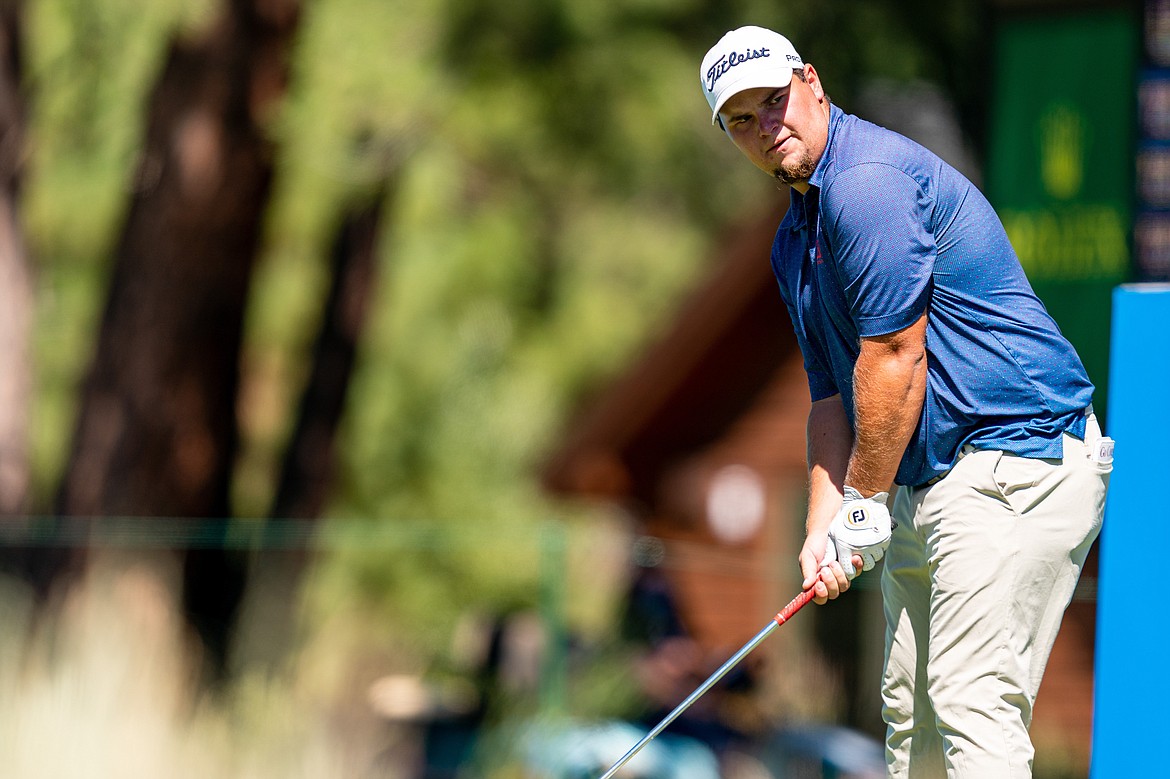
[{"left": 805, "top": 64, "right": 825, "bottom": 102}]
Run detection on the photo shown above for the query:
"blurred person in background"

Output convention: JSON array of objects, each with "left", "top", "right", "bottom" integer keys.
[
  {"left": 698, "top": 25, "right": 1111, "bottom": 778},
  {"left": 620, "top": 554, "right": 756, "bottom": 761}
]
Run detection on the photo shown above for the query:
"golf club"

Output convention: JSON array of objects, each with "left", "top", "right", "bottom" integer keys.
[{"left": 597, "top": 586, "right": 817, "bottom": 779}]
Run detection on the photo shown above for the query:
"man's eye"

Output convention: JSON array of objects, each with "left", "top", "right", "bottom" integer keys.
[{"left": 769, "top": 94, "right": 786, "bottom": 105}]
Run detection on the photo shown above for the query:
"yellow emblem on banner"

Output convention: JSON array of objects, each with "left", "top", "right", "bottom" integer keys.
[{"left": 1040, "top": 103, "right": 1084, "bottom": 200}]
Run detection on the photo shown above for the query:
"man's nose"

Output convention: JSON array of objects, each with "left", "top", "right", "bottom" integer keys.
[{"left": 759, "top": 111, "right": 781, "bottom": 136}]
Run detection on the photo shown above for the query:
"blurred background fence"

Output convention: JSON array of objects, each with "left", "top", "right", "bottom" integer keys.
[{"left": 0, "top": 513, "right": 1089, "bottom": 778}]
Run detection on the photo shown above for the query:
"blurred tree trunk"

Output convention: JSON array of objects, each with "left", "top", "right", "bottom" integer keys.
[
  {"left": 56, "top": 0, "right": 300, "bottom": 676},
  {"left": 0, "top": 0, "right": 31, "bottom": 519},
  {"left": 271, "top": 190, "right": 388, "bottom": 522},
  {"left": 234, "top": 185, "right": 390, "bottom": 673}
]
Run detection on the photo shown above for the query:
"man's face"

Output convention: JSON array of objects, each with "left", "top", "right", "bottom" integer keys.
[{"left": 718, "top": 65, "right": 830, "bottom": 190}]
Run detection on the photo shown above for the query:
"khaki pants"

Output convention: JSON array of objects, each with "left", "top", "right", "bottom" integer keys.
[{"left": 882, "top": 414, "right": 1110, "bottom": 778}]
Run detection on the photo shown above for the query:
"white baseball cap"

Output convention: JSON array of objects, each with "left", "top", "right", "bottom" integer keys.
[{"left": 700, "top": 26, "right": 804, "bottom": 125}]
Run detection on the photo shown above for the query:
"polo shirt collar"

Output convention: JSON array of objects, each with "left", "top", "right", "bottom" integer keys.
[
  {"left": 783, "top": 103, "right": 843, "bottom": 232},
  {"left": 807, "top": 102, "right": 843, "bottom": 191}
]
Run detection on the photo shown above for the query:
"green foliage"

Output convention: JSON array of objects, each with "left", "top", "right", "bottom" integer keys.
[{"left": 250, "top": 0, "right": 779, "bottom": 659}]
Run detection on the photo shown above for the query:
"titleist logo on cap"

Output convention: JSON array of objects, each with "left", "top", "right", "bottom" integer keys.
[
  {"left": 705, "top": 46, "right": 798, "bottom": 93},
  {"left": 705, "top": 47, "right": 770, "bottom": 93}
]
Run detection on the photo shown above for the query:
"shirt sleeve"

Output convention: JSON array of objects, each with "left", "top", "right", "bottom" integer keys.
[
  {"left": 819, "top": 163, "right": 935, "bottom": 337},
  {"left": 795, "top": 313, "right": 838, "bottom": 402},
  {"left": 771, "top": 239, "right": 839, "bottom": 402}
]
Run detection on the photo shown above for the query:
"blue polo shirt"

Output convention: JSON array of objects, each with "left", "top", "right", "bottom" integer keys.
[{"left": 772, "top": 105, "right": 1093, "bottom": 487}]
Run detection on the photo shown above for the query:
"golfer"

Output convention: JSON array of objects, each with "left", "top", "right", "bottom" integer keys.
[{"left": 700, "top": 26, "right": 1112, "bottom": 777}]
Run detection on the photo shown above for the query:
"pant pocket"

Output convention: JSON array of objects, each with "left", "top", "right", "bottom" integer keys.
[{"left": 991, "top": 454, "right": 1059, "bottom": 515}]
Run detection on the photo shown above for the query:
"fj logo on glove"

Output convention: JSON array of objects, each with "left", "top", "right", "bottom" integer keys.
[{"left": 846, "top": 508, "right": 869, "bottom": 527}]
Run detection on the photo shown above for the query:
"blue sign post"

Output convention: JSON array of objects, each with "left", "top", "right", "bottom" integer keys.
[{"left": 1091, "top": 284, "right": 1170, "bottom": 776}]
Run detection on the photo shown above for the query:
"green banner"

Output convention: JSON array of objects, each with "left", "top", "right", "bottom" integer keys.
[{"left": 986, "top": 10, "right": 1138, "bottom": 419}]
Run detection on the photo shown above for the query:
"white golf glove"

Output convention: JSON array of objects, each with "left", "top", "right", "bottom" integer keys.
[{"left": 822, "top": 486, "right": 893, "bottom": 579}]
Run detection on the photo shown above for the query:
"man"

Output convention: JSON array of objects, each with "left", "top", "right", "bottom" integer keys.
[{"left": 699, "top": 25, "right": 1113, "bottom": 777}]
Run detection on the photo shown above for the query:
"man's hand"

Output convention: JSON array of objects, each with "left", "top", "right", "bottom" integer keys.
[
  {"left": 823, "top": 486, "right": 892, "bottom": 578},
  {"left": 799, "top": 531, "right": 856, "bottom": 603}
]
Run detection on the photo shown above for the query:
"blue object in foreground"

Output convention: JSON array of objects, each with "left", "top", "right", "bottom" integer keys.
[{"left": 1091, "top": 283, "right": 1170, "bottom": 777}]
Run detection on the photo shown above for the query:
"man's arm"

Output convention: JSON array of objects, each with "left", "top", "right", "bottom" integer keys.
[
  {"left": 799, "top": 394, "right": 856, "bottom": 602},
  {"left": 799, "top": 311, "right": 928, "bottom": 601},
  {"left": 846, "top": 310, "right": 929, "bottom": 495}
]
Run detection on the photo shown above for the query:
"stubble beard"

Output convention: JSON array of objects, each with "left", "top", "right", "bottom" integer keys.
[{"left": 772, "top": 150, "right": 817, "bottom": 186}]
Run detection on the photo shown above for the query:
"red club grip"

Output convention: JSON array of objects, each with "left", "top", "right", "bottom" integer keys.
[{"left": 773, "top": 587, "right": 817, "bottom": 625}]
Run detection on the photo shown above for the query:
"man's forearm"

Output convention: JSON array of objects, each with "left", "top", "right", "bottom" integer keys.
[
  {"left": 807, "top": 395, "right": 853, "bottom": 534},
  {"left": 845, "top": 313, "right": 928, "bottom": 495}
]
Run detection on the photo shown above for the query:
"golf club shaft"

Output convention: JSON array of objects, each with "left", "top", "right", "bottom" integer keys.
[{"left": 598, "top": 587, "right": 816, "bottom": 779}]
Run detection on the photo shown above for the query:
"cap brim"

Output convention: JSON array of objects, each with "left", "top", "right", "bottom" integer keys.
[{"left": 710, "top": 68, "right": 796, "bottom": 125}]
